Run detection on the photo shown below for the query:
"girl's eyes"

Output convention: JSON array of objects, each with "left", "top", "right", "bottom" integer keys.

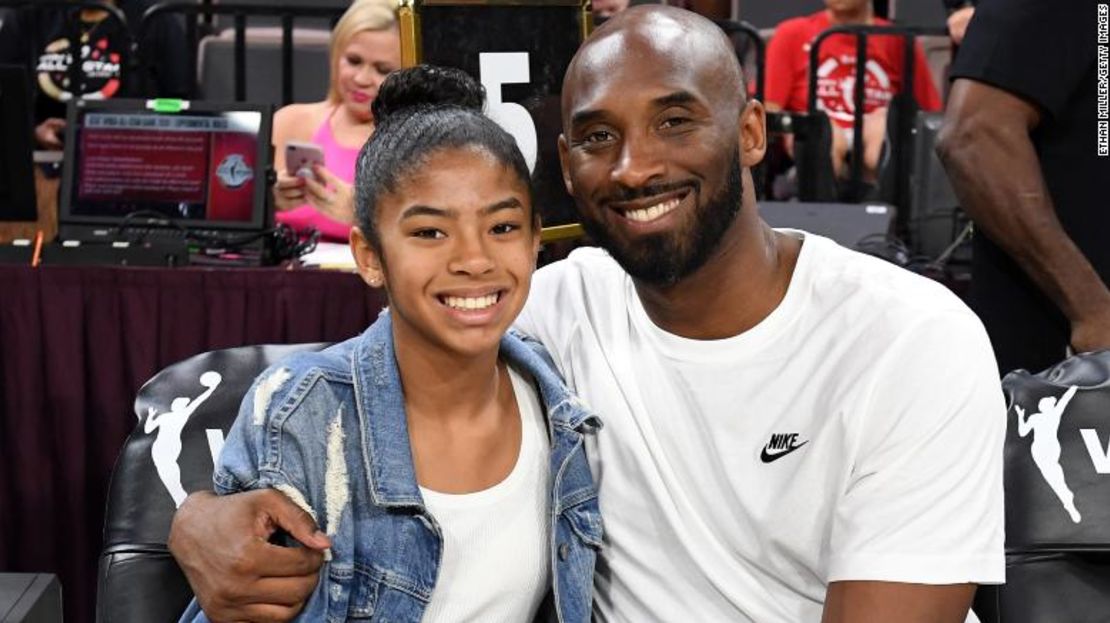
[
  {"left": 408, "top": 223, "right": 521, "bottom": 239},
  {"left": 491, "top": 222, "right": 521, "bottom": 235},
  {"left": 345, "top": 55, "right": 362, "bottom": 66},
  {"left": 411, "top": 228, "right": 445, "bottom": 240}
]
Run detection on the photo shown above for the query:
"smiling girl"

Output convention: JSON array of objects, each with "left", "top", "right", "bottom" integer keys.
[
  {"left": 271, "top": 0, "right": 401, "bottom": 242},
  {"left": 179, "top": 65, "right": 601, "bottom": 623}
]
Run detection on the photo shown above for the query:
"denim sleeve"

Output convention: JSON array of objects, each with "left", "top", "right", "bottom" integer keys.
[{"left": 212, "top": 364, "right": 302, "bottom": 496}]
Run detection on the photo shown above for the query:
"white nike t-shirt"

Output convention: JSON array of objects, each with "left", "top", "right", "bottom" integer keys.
[{"left": 515, "top": 232, "right": 1006, "bottom": 623}]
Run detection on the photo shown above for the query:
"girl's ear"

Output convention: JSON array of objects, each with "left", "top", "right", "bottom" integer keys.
[
  {"left": 532, "top": 212, "right": 542, "bottom": 258},
  {"left": 350, "top": 226, "right": 385, "bottom": 288}
]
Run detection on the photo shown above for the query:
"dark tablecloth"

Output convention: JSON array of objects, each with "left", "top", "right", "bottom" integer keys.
[{"left": 0, "top": 264, "right": 387, "bottom": 623}]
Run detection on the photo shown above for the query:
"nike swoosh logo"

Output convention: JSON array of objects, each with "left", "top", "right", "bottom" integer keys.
[{"left": 760, "top": 440, "right": 809, "bottom": 463}]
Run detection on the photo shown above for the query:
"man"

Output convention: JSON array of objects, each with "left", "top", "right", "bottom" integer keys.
[
  {"left": 169, "top": 7, "right": 1005, "bottom": 621},
  {"left": 764, "top": 0, "right": 942, "bottom": 184},
  {"left": 0, "top": 0, "right": 189, "bottom": 149},
  {"left": 936, "top": 0, "right": 1110, "bottom": 377}
]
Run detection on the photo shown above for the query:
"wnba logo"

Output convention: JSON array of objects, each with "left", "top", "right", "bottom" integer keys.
[{"left": 1014, "top": 385, "right": 1110, "bottom": 524}]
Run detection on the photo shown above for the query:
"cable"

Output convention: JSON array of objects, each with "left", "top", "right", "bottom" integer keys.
[{"left": 113, "top": 210, "right": 321, "bottom": 262}]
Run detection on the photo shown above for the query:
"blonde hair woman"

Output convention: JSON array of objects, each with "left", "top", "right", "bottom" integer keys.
[{"left": 272, "top": 0, "right": 401, "bottom": 242}]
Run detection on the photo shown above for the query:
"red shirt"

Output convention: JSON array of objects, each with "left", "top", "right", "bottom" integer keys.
[{"left": 764, "top": 11, "right": 942, "bottom": 128}]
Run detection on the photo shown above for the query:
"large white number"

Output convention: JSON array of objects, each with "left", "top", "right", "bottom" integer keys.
[{"left": 479, "top": 52, "right": 538, "bottom": 172}]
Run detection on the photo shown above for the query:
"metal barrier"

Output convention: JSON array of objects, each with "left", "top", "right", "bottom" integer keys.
[
  {"left": 0, "top": 1, "right": 133, "bottom": 104},
  {"left": 141, "top": 2, "right": 346, "bottom": 105},
  {"left": 715, "top": 19, "right": 765, "bottom": 104},
  {"left": 806, "top": 24, "right": 947, "bottom": 205}
]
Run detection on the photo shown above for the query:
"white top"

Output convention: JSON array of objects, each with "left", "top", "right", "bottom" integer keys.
[
  {"left": 515, "top": 232, "right": 1006, "bottom": 623},
  {"left": 420, "top": 366, "right": 551, "bottom": 623}
]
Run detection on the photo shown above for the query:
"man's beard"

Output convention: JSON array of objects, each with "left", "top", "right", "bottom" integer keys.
[{"left": 578, "top": 148, "right": 744, "bottom": 287}]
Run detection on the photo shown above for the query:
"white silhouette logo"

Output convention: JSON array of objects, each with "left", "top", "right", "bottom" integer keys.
[
  {"left": 1015, "top": 385, "right": 1081, "bottom": 523},
  {"left": 144, "top": 371, "right": 222, "bottom": 507}
]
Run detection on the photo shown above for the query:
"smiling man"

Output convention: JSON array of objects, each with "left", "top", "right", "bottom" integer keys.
[
  {"left": 168, "top": 7, "right": 1005, "bottom": 622},
  {"left": 512, "top": 7, "right": 1005, "bottom": 622}
]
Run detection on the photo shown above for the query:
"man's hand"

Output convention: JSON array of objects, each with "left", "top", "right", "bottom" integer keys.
[
  {"left": 34, "top": 118, "right": 66, "bottom": 150},
  {"left": 1071, "top": 308, "right": 1110, "bottom": 355},
  {"left": 168, "top": 490, "right": 331, "bottom": 623}
]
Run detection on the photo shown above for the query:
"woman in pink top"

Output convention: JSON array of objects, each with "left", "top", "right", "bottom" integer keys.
[{"left": 272, "top": 0, "right": 401, "bottom": 242}]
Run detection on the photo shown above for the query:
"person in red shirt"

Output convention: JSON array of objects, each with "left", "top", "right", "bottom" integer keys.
[{"left": 764, "top": 0, "right": 941, "bottom": 184}]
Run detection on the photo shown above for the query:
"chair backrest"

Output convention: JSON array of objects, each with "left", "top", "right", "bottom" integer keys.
[
  {"left": 96, "top": 342, "right": 329, "bottom": 623},
  {"left": 976, "top": 350, "right": 1110, "bottom": 622},
  {"left": 197, "top": 27, "right": 331, "bottom": 105},
  {"left": 903, "top": 110, "right": 963, "bottom": 259}
]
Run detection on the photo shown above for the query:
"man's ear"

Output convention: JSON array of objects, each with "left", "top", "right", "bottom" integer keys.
[
  {"left": 350, "top": 226, "right": 385, "bottom": 289},
  {"left": 557, "top": 134, "right": 575, "bottom": 196},
  {"left": 739, "top": 99, "right": 767, "bottom": 168}
]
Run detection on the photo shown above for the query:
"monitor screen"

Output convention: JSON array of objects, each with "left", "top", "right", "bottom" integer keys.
[{"left": 61, "top": 100, "right": 271, "bottom": 231}]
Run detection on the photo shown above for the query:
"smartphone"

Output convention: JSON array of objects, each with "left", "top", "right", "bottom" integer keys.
[{"left": 285, "top": 140, "right": 325, "bottom": 181}]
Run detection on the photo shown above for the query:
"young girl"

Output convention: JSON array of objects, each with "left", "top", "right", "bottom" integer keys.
[
  {"left": 272, "top": 0, "right": 401, "bottom": 241},
  {"left": 180, "top": 65, "right": 601, "bottom": 622}
]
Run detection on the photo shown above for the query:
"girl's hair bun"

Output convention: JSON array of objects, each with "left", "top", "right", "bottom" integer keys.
[{"left": 371, "top": 65, "right": 485, "bottom": 121}]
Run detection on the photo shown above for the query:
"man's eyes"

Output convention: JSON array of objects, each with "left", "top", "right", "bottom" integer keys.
[
  {"left": 660, "top": 116, "right": 691, "bottom": 129},
  {"left": 583, "top": 130, "right": 614, "bottom": 144}
]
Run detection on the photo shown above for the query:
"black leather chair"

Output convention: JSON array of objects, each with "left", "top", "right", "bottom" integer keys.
[
  {"left": 976, "top": 350, "right": 1110, "bottom": 623},
  {"left": 96, "top": 343, "right": 328, "bottom": 623}
]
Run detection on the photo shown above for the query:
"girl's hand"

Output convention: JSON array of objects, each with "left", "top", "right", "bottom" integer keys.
[
  {"left": 304, "top": 165, "right": 355, "bottom": 225},
  {"left": 273, "top": 172, "right": 307, "bottom": 212}
]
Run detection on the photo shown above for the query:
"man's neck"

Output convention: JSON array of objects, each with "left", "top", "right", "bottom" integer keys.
[
  {"left": 826, "top": 6, "right": 873, "bottom": 25},
  {"left": 632, "top": 192, "right": 802, "bottom": 341}
]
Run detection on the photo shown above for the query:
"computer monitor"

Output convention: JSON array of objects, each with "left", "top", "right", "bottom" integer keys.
[
  {"left": 0, "top": 64, "right": 37, "bottom": 222},
  {"left": 58, "top": 98, "right": 272, "bottom": 240}
]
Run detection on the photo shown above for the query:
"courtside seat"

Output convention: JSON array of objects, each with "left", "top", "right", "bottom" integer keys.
[
  {"left": 211, "top": 0, "right": 348, "bottom": 30},
  {"left": 918, "top": 34, "right": 951, "bottom": 99},
  {"left": 976, "top": 351, "right": 1110, "bottom": 622},
  {"left": 197, "top": 27, "right": 332, "bottom": 105},
  {"left": 96, "top": 343, "right": 327, "bottom": 623}
]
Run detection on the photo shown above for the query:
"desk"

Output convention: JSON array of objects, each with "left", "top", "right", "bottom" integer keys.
[
  {"left": 0, "top": 264, "right": 387, "bottom": 623},
  {"left": 0, "top": 165, "right": 60, "bottom": 246}
]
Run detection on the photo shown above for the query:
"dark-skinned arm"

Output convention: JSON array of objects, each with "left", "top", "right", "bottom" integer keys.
[
  {"left": 936, "top": 79, "right": 1110, "bottom": 353},
  {"left": 169, "top": 489, "right": 331, "bottom": 623},
  {"left": 822, "top": 581, "right": 976, "bottom": 623}
]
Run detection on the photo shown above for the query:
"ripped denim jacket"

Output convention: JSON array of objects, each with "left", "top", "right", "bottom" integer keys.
[{"left": 180, "top": 312, "right": 603, "bottom": 623}]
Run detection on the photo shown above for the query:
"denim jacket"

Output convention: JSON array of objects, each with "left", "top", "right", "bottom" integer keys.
[{"left": 181, "top": 312, "right": 602, "bottom": 623}]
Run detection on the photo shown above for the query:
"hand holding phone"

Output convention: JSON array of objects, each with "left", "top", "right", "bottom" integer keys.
[{"left": 285, "top": 141, "right": 325, "bottom": 182}]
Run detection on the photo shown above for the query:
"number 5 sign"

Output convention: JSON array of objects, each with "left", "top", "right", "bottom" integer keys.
[
  {"left": 480, "top": 52, "right": 538, "bottom": 172},
  {"left": 397, "top": 0, "right": 591, "bottom": 229}
]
